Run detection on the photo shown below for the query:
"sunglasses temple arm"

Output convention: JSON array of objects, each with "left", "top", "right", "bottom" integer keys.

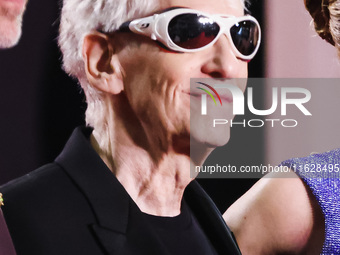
[
  {"left": 119, "top": 21, "right": 132, "bottom": 32},
  {"left": 120, "top": 16, "right": 157, "bottom": 40}
]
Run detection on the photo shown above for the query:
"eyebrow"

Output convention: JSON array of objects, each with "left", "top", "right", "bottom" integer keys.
[{"left": 153, "top": 6, "right": 189, "bottom": 14}]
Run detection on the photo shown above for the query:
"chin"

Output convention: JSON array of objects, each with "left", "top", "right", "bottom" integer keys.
[
  {"left": 205, "top": 132, "right": 231, "bottom": 148},
  {"left": 190, "top": 130, "right": 230, "bottom": 166},
  {"left": 190, "top": 127, "right": 231, "bottom": 148}
]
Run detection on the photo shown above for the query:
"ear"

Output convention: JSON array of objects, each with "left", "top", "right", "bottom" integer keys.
[{"left": 82, "top": 32, "right": 124, "bottom": 95}]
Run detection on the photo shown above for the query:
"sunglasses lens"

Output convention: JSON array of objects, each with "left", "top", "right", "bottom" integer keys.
[
  {"left": 168, "top": 14, "right": 220, "bottom": 50},
  {"left": 230, "top": 20, "right": 259, "bottom": 56}
]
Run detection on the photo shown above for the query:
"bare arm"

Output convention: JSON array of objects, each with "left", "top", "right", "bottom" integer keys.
[{"left": 223, "top": 170, "right": 324, "bottom": 255}]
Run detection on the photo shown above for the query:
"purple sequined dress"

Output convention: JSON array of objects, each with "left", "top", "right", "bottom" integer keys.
[
  {"left": 281, "top": 149, "right": 340, "bottom": 255},
  {"left": 0, "top": 209, "right": 16, "bottom": 255}
]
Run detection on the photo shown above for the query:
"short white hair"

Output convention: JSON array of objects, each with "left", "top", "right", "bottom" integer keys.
[{"left": 58, "top": 0, "right": 249, "bottom": 149}]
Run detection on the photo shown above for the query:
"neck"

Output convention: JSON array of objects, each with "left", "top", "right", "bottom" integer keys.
[
  {"left": 116, "top": 144, "right": 192, "bottom": 216},
  {"left": 91, "top": 125, "right": 198, "bottom": 217}
]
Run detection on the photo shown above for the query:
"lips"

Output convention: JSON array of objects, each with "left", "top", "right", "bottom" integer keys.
[
  {"left": 219, "top": 95, "right": 233, "bottom": 104},
  {"left": 188, "top": 90, "right": 233, "bottom": 104}
]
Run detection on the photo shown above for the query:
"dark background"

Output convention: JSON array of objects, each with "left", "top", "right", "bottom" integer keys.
[{"left": 0, "top": 0, "right": 264, "bottom": 213}]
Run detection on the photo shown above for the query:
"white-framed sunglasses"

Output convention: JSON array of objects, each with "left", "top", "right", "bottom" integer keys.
[{"left": 118, "top": 7, "right": 261, "bottom": 60}]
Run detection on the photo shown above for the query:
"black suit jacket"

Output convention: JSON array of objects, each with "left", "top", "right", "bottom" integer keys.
[{"left": 1, "top": 127, "right": 241, "bottom": 255}]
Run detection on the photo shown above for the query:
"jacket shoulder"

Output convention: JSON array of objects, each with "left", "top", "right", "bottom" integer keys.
[
  {"left": 1, "top": 163, "right": 65, "bottom": 199},
  {"left": 0, "top": 161, "right": 90, "bottom": 212}
]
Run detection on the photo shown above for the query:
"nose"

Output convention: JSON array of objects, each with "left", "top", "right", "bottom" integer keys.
[{"left": 200, "top": 35, "right": 247, "bottom": 79}]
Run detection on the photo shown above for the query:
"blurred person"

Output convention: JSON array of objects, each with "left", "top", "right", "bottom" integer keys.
[
  {"left": 0, "top": 0, "right": 28, "bottom": 48},
  {"left": 0, "top": 0, "right": 28, "bottom": 254},
  {"left": 0, "top": 0, "right": 261, "bottom": 254},
  {"left": 224, "top": 0, "right": 340, "bottom": 254}
]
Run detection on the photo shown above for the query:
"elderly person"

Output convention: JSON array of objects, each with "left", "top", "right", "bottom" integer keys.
[
  {"left": 1, "top": 0, "right": 260, "bottom": 254},
  {"left": 0, "top": 0, "right": 27, "bottom": 253},
  {"left": 0, "top": 0, "right": 27, "bottom": 48},
  {"left": 224, "top": 1, "right": 340, "bottom": 254}
]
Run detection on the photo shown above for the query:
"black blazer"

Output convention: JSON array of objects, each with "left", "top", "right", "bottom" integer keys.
[{"left": 1, "top": 127, "right": 241, "bottom": 255}]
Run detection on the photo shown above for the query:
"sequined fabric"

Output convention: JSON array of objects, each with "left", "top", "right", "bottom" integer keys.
[{"left": 281, "top": 149, "right": 340, "bottom": 255}]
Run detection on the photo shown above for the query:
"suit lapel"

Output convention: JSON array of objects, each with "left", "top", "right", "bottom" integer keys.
[
  {"left": 185, "top": 181, "right": 242, "bottom": 255},
  {"left": 55, "top": 127, "right": 130, "bottom": 253},
  {"left": 90, "top": 224, "right": 127, "bottom": 254}
]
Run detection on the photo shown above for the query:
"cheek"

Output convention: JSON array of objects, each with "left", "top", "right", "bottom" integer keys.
[
  {"left": 239, "top": 62, "right": 248, "bottom": 79},
  {"left": 120, "top": 47, "right": 189, "bottom": 103},
  {"left": 118, "top": 43, "right": 206, "bottom": 128}
]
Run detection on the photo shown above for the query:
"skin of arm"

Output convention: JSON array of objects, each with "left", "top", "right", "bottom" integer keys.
[{"left": 223, "top": 170, "right": 325, "bottom": 255}]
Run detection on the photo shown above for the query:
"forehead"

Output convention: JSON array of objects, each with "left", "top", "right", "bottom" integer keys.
[{"left": 158, "top": 0, "right": 244, "bottom": 16}]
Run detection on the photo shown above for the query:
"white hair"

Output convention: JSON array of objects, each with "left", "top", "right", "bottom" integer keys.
[{"left": 59, "top": 0, "right": 249, "bottom": 150}]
